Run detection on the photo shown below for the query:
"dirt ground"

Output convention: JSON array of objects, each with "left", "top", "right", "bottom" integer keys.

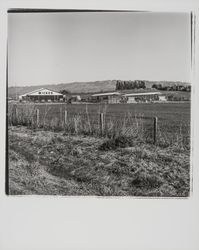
[{"left": 7, "top": 126, "right": 190, "bottom": 197}]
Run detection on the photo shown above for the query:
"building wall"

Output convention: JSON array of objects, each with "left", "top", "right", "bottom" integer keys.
[
  {"left": 108, "top": 96, "right": 121, "bottom": 104},
  {"left": 125, "top": 94, "right": 165, "bottom": 103},
  {"left": 159, "top": 96, "right": 166, "bottom": 101},
  {"left": 126, "top": 96, "right": 136, "bottom": 103},
  {"left": 22, "top": 95, "right": 63, "bottom": 102},
  {"left": 91, "top": 95, "right": 121, "bottom": 104}
]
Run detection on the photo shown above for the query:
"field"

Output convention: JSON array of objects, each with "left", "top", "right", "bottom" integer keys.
[
  {"left": 33, "top": 102, "right": 191, "bottom": 120},
  {"left": 8, "top": 126, "right": 190, "bottom": 196},
  {"left": 9, "top": 102, "right": 190, "bottom": 145},
  {"left": 7, "top": 102, "right": 191, "bottom": 196}
]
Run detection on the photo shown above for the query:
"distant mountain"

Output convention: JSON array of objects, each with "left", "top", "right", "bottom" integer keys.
[{"left": 8, "top": 80, "right": 190, "bottom": 99}]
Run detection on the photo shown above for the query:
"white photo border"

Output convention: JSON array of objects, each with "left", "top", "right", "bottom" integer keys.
[{"left": 0, "top": 1, "right": 199, "bottom": 250}]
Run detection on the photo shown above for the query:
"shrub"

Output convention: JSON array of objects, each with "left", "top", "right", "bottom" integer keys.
[{"left": 99, "top": 135, "right": 137, "bottom": 150}]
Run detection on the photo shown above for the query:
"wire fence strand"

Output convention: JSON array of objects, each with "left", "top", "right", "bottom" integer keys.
[{"left": 8, "top": 103, "right": 190, "bottom": 148}]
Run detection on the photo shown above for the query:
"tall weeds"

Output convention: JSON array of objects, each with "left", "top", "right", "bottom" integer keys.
[
  {"left": 8, "top": 103, "right": 190, "bottom": 149},
  {"left": 8, "top": 104, "right": 36, "bottom": 127}
]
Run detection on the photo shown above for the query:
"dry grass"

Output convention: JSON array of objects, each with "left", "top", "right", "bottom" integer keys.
[
  {"left": 8, "top": 103, "right": 190, "bottom": 148},
  {"left": 8, "top": 103, "right": 36, "bottom": 127},
  {"left": 8, "top": 127, "right": 190, "bottom": 196}
]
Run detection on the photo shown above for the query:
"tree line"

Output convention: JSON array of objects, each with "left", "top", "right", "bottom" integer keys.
[
  {"left": 152, "top": 84, "right": 191, "bottom": 92},
  {"left": 116, "top": 80, "right": 146, "bottom": 90},
  {"left": 115, "top": 80, "right": 191, "bottom": 92},
  {"left": 60, "top": 81, "right": 191, "bottom": 93}
]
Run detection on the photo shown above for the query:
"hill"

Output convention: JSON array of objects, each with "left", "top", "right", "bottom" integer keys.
[
  {"left": 8, "top": 80, "right": 190, "bottom": 99},
  {"left": 8, "top": 80, "right": 117, "bottom": 99}
]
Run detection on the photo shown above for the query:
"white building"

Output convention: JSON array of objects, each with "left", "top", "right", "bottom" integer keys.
[
  {"left": 19, "top": 88, "right": 64, "bottom": 102},
  {"left": 122, "top": 92, "right": 166, "bottom": 103},
  {"left": 91, "top": 92, "right": 121, "bottom": 104}
]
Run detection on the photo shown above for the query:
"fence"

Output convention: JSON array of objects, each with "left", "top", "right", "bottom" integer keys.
[{"left": 8, "top": 103, "right": 190, "bottom": 147}]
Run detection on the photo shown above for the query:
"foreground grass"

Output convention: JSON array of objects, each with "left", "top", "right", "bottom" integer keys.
[{"left": 8, "top": 126, "right": 190, "bottom": 197}]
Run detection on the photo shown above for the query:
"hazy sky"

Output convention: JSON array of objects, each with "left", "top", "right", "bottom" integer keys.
[{"left": 8, "top": 12, "right": 191, "bottom": 87}]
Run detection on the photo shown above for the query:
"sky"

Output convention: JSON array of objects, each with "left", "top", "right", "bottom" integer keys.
[{"left": 8, "top": 12, "right": 191, "bottom": 87}]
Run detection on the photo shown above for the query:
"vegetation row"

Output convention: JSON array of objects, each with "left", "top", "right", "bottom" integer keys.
[{"left": 8, "top": 103, "right": 190, "bottom": 151}]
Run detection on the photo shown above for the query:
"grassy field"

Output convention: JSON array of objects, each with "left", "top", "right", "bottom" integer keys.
[
  {"left": 9, "top": 102, "right": 190, "bottom": 146},
  {"left": 11, "top": 102, "right": 191, "bottom": 123},
  {"left": 33, "top": 102, "right": 190, "bottom": 120},
  {"left": 7, "top": 102, "right": 191, "bottom": 196},
  {"left": 8, "top": 127, "right": 190, "bottom": 196}
]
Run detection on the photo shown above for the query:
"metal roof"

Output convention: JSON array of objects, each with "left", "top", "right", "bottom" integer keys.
[
  {"left": 92, "top": 92, "right": 121, "bottom": 97},
  {"left": 123, "top": 92, "right": 162, "bottom": 97},
  {"left": 19, "top": 88, "right": 63, "bottom": 97}
]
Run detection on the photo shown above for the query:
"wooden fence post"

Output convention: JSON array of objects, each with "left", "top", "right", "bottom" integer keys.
[
  {"left": 153, "top": 116, "right": 158, "bottom": 144},
  {"left": 64, "top": 110, "right": 67, "bottom": 126},
  {"left": 15, "top": 105, "right": 18, "bottom": 124},
  {"left": 100, "top": 113, "right": 104, "bottom": 135},
  {"left": 36, "top": 109, "right": 39, "bottom": 127}
]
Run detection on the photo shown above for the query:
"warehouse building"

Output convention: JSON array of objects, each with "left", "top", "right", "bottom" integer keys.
[
  {"left": 91, "top": 92, "right": 121, "bottom": 104},
  {"left": 90, "top": 91, "right": 166, "bottom": 104},
  {"left": 19, "top": 88, "right": 64, "bottom": 102},
  {"left": 122, "top": 92, "right": 166, "bottom": 103}
]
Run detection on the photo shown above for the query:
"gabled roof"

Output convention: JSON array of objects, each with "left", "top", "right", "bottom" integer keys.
[{"left": 19, "top": 88, "right": 63, "bottom": 97}]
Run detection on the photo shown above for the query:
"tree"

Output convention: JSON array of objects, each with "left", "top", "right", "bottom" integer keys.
[
  {"left": 60, "top": 89, "right": 70, "bottom": 95},
  {"left": 152, "top": 84, "right": 157, "bottom": 89},
  {"left": 139, "top": 81, "right": 146, "bottom": 89},
  {"left": 156, "top": 84, "right": 162, "bottom": 90},
  {"left": 115, "top": 80, "right": 146, "bottom": 90}
]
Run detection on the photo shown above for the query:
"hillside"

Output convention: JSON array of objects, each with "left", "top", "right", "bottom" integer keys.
[
  {"left": 8, "top": 80, "right": 190, "bottom": 99},
  {"left": 8, "top": 80, "right": 117, "bottom": 99}
]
